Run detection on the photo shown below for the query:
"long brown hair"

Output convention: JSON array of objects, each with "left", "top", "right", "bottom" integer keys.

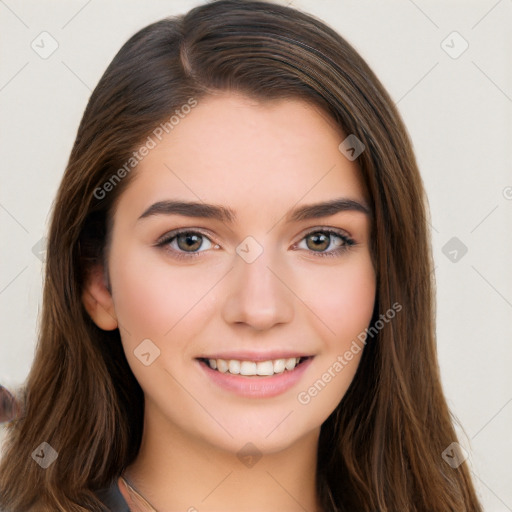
[{"left": 0, "top": 1, "right": 482, "bottom": 510}]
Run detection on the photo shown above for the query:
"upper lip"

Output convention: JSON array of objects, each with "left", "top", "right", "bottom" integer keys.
[{"left": 196, "top": 351, "right": 312, "bottom": 362}]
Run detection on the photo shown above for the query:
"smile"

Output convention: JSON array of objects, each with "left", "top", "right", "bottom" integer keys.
[
  {"left": 196, "top": 356, "right": 313, "bottom": 398},
  {"left": 201, "top": 356, "right": 307, "bottom": 376}
]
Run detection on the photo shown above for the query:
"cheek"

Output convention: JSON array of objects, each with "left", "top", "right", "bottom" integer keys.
[
  {"left": 294, "top": 256, "right": 375, "bottom": 420},
  {"left": 110, "top": 256, "right": 169, "bottom": 336},
  {"left": 108, "top": 247, "right": 211, "bottom": 392},
  {"left": 299, "top": 253, "right": 376, "bottom": 346},
  {"left": 108, "top": 245, "right": 190, "bottom": 339}
]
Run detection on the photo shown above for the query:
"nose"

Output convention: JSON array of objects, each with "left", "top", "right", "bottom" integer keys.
[{"left": 221, "top": 243, "right": 294, "bottom": 331}]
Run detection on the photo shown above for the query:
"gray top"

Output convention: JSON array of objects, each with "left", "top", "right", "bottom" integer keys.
[{"left": 96, "top": 478, "right": 131, "bottom": 512}]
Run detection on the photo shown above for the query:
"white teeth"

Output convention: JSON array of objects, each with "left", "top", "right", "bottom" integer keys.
[
  {"left": 272, "top": 359, "right": 286, "bottom": 373},
  {"left": 228, "top": 360, "right": 241, "bottom": 374},
  {"left": 285, "top": 357, "right": 297, "bottom": 370},
  {"left": 217, "top": 359, "right": 229, "bottom": 373},
  {"left": 256, "top": 361, "right": 274, "bottom": 376},
  {"left": 206, "top": 356, "right": 304, "bottom": 375},
  {"left": 240, "top": 361, "right": 257, "bottom": 376}
]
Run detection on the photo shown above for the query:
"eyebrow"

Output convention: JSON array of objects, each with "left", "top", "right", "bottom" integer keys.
[{"left": 137, "top": 197, "right": 370, "bottom": 224}]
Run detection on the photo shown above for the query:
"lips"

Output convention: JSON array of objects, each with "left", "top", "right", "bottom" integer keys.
[{"left": 197, "top": 355, "right": 314, "bottom": 398}]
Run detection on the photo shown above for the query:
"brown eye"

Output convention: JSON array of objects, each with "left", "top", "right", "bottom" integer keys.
[
  {"left": 157, "top": 229, "right": 216, "bottom": 259},
  {"left": 296, "top": 229, "right": 355, "bottom": 258},
  {"left": 305, "top": 232, "right": 331, "bottom": 252},
  {"left": 176, "top": 232, "right": 204, "bottom": 252}
]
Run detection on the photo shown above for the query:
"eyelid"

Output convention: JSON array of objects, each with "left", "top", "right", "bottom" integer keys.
[
  {"left": 294, "top": 225, "right": 353, "bottom": 243},
  {"left": 155, "top": 227, "right": 217, "bottom": 247}
]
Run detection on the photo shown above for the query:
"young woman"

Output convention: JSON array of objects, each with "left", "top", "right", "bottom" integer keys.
[{"left": 0, "top": 1, "right": 483, "bottom": 511}]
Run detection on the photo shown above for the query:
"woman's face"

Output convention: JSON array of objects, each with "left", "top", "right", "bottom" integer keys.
[{"left": 96, "top": 93, "right": 375, "bottom": 454}]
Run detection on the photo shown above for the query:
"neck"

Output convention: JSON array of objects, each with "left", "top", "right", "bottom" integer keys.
[{"left": 123, "top": 403, "right": 323, "bottom": 512}]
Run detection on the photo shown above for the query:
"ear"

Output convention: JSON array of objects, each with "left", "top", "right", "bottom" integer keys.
[{"left": 81, "top": 263, "right": 118, "bottom": 331}]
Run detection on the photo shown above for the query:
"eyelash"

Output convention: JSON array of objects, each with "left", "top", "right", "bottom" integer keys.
[{"left": 155, "top": 227, "right": 356, "bottom": 261}]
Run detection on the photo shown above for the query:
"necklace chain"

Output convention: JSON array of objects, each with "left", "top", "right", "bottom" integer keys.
[
  {"left": 120, "top": 475, "right": 159, "bottom": 512},
  {"left": 120, "top": 474, "right": 323, "bottom": 512}
]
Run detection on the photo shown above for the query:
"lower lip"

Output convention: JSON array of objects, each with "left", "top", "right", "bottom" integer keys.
[{"left": 198, "top": 358, "right": 313, "bottom": 398}]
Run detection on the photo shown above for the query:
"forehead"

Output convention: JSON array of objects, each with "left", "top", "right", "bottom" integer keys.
[{"left": 116, "top": 93, "right": 367, "bottom": 220}]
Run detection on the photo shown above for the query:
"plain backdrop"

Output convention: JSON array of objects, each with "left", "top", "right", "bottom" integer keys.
[{"left": 1, "top": 1, "right": 511, "bottom": 510}]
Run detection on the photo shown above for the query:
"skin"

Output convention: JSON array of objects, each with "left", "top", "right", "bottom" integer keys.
[{"left": 83, "top": 93, "right": 376, "bottom": 512}]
